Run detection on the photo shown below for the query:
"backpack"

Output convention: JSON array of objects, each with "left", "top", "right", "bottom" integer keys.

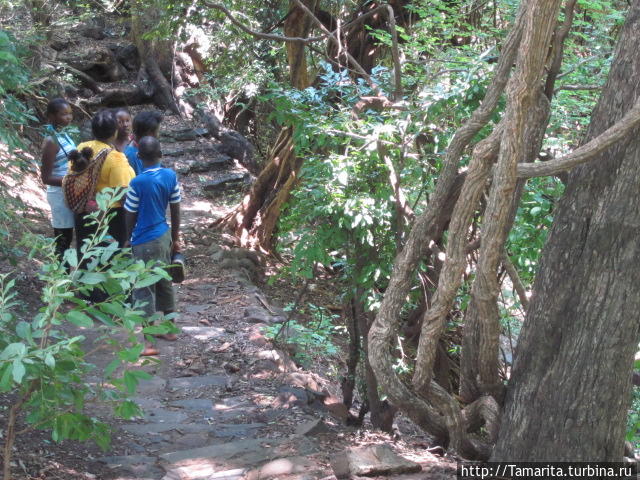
[{"left": 62, "top": 148, "right": 111, "bottom": 214}]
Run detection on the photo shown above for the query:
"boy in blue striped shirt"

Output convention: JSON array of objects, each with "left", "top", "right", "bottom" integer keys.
[{"left": 124, "top": 136, "right": 181, "bottom": 356}]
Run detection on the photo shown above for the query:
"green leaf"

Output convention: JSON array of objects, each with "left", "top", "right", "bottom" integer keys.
[
  {"left": 0, "top": 364, "right": 12, "bottom": 391},
  {"left": 44, "top": 353, "right": 55, "bottom": 369},
  {"left": 118, "top": 344, "right": 144, "bottom": 363},
  {"left": 115, "top": 400, "right": 142, "bottom": 419},
  {"left": 16, "top": 321, "right": 33, "bottom": 342},
  {"left": 105, "top": 358, "right": 120, "bottom": 377},
  {"left": 123, "top": 370, "right": 138, "bottom": 394},
  {"left": 63, "top": 248, "right": 78, "bottom": 268},
  {"left": 129, "top": 370, "right": 152, "bottom": 380},
  {"left": 67, "top": 310, "right": 94, "bottom": 328},
  {"left": 12, "top": 359, "right": 25, "bottom": 383},
  {"left": 142, "top": 325, "right": 171, "bottom": 335},
  {"left": 0, "top": 342, "right": 26, "bottom": 360},
  {"left": 80, "top": 272, "right": 107, "bottom": 285},
  {"left": 134, "top": 274, "right": 163, "bottom": 289}
]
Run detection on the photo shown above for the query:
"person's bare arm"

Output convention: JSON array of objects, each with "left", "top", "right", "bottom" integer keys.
[
  {"left": 169, "top": 202, "right": 181, "bottom": 253},
  {"left": 40, "top": 137, "right": 63, "bottom": 187}
]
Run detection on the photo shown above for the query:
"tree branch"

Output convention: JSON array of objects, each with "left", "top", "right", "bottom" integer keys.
[
  {"left": 204, "top": 2, "right": 326, "bottom": 43},
  {"left": 544, "top": 0, "right": 578, "bottom": 99},
  {"left": 517, "top": 97, "right": 640, "bottom": 178},
  {"left": 554, "top": 84, "right": 603, "bottom": 94},
  {"left": 291, "top": 0, "right": 380, "bottom": 93},
  {"left": 501, "top": 250, "right": 529, "bottom": 310}
]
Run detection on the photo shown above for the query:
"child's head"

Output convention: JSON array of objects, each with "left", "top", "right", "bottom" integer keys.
[
  {"left": 132, "top": 111, "right": 163, "bottom": 140},
  {"left": 137, "top": 136, "right": 162, "bottom": 164},
  {"left": 46, "top": 98, "right": 73, "bottom": 128},
  {"left": 68, "top": 147, "right": 94, "bottom": 172},
  {"left": 112, "top": 107, "right": 132, "bottom": 138},
  {"left": 91, "top": 109, "right": 118, "bottom": 143}
]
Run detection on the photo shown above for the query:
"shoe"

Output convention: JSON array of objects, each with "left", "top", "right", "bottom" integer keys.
[{"left": 169, "top": 252, "right": 186, "bottom": 283}]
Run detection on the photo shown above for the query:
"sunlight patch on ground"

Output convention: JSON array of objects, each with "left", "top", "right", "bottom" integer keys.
[
  {"left": 182, "top": 199, "right": 214, "bottom": 213},
  {"left": 1, "top": 143, "right": 49, "bottom": 215}
]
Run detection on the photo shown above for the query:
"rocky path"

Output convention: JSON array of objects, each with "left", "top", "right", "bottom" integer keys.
[{"left": 68, "top": 116, "right": 455, "bottom": 480}]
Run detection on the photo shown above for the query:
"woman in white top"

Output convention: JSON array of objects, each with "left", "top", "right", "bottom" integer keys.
[{"left": 41, "top": 98, "right": 76, "bottom": 261}]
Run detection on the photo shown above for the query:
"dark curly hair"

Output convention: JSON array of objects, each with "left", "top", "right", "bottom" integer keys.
[
  {"left": 92, "top": 110, "right": 118, "bottom": 142},
  {"left": 68, "top": 147, "right": 94, "bottom": 171}
]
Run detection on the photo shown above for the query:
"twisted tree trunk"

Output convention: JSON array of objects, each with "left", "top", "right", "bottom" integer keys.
[
  {"left": 492, "top": 0, "right": 640, "bottom": 460},
  {"left": 369, "top": 0, "right": 568, "bottom": 458}
]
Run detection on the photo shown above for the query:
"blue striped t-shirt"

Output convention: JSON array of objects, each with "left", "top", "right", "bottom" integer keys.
[{"left": 124, "top": 164, "right": 181, "bottom": 246}]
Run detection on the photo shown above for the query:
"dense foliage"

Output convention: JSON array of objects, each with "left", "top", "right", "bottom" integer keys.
[{"left": 0, "top": 0, "right": 637, "bottom": 466}]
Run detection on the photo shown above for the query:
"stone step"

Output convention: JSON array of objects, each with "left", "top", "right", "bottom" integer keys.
[
  {"left": 168, "top": 375, "right": 230, "bottom": 390},
  {"left": 122, "top": 421, "right": 265, "bottom": 438},
  {"left": 180, "top": 326, "right": 226, "bottom": 341},
  {"left": 97, "top": 454, "right": 165, "bottom": 479},
  {"left": 162, "top": 466, "right": 246, "bottom": 480}
]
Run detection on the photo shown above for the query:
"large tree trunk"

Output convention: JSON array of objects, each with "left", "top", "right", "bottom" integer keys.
[
  {"left": 368, "top": 0, "right": 564, "bottom": 458},
  {"left": 221, "top": 1, "right": 410, "bottom": 251},
  {"left": 130, "top": 0, "right": 180, "bottom": 114},
  {"left": 219, "top": 1, "right": 312, "bottom": 250},
  {"left": 492, "top": 0, "right": 640, "bottom": 461}
]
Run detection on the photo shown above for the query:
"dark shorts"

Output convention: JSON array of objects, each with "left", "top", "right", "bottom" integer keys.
[{"left": 132, "top": 230, "right": 175, "bottom": 317}]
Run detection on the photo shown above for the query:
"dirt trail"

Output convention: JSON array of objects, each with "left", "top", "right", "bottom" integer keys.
[{"left": 60, "top": 114, "right": 453, "bottom": 480}]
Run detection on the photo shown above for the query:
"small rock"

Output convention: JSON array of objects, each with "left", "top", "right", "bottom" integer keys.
[
  {"left": 244, "top": 306, "right": 272, "bottom": 324},
  {"left": 248, "top": 457, "right": 315, "bottom": 479},
  {"left": 220, "top": 257, "right": 240, "bottom": 270},
  {"left": 331, "top": 444, "right": 421, "bottom": 479},
  {"left": 295, "top": 418, "right": 330, "bottom": 436},
  {"left": 221, "top": 234, "right": 239, "bottom": 246}
]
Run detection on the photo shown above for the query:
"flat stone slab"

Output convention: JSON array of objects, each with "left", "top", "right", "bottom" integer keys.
[
  {"left": 132, "top": 396, "right": 165, "bottom": 409},
  {"left": 123, "top": 423, "right": 219, "bottom": 435},
  {"left": 160, "top": 438, "right": 282, "bottom": 465},
  {"left": 203, "top": 173, "right": 249, "bottom": 193},
  {"left": 181, "top": 326, "right": 226, "bottom": 341},
  {"left": 170, "top": 399, "right": 215, "bottom": 412},
  {"left": 184, "top": 304, "right": 212, "bottom": 314},
  {"left": 162, "top": 464, "right": 245, "bottom": 480},
  {"left": 168, "top": 375, "right": 229, "bottom": 389},
  {"left": 212, "top": 423, "right": 265, "bottom": 438},
  {"left": 122, "top": 421, "right": 263, "bottom": 438},
  {"left": 135, "top": 376, "right": 168, "bottom": 394},
  {"left": 295, "top": 418, "right": 329, "bottom": 436},
  {"left": 144, "top": 407, "right": 190, "bottom": 424},
  {"left": 331, "top": 444, "right": 422, "bottom": 479}
]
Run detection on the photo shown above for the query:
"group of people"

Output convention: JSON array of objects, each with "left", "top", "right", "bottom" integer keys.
[{"left": 41, "top": 98, "right": 181, "bottom": 356}]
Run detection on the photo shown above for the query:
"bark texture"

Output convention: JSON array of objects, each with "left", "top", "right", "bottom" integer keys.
[
  {"left": 218, "top": 1, "right": 313, "bottom": 250},
  {"left": 492, "top": 0, "right": 640, "bottom": 460},
  {"left": 368, "top": 3, "right": 525, "bottom": 455}
]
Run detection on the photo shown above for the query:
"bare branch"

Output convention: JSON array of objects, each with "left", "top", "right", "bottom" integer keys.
[
  {"left": 517, "top": 97, "right": 640, "bottom": 178},
  {"left": 544, "top": 0, "right": 578, "bottom": 99},
  {"left": 554, "top": 84, "right": 603, "bottom": 93},
  {"left": 203, "top": 2, "right": 326, "bottom": 43},
  {"left": 292, "top": 0, "right": 379, "bottom": 93},
  {"left": 557, "top": 54, "right": 607, "bottom": 79},
  {"left": 385, "top": 5, "right": 403, "bottom": 100},
  {"left": 501, "top": 250, "right": 529, "bottom": 310}
]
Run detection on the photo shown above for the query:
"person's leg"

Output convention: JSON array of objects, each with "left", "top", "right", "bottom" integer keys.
[
  {"left": 132, "top": 236, "right": 164, "bottom": 355},
  {"left": 107, "top": 207, "right": 127, "bottom": 248},
  {"left": 53, "top": 227, "right": 73, "bottom": 262},
  {"left": 74, "top": 213, "right": 106, "bottom": 302},
  {"left": 154, "top": 231, "right": 178, "bottom": 340},
  {"left": 75, "top": 212, "right": 97, "bottom": 259}
]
